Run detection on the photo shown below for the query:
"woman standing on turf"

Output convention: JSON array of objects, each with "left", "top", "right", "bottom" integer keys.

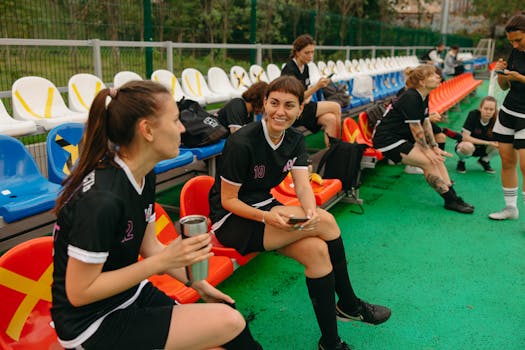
[
  {"left": 209, "top": 76, "right": 391, "bottom": 350},
  {"left": 372, "top": 64, "right": 474, "bottom": 213},
  {"left": 281, "top": 34, "right": 341, "bottom": 146},
  {"left": 488, "top": 12, "right": 525, "bottom": 221},
  {"left": 51, "top": 81, "right": 262, "bottom": 350}
]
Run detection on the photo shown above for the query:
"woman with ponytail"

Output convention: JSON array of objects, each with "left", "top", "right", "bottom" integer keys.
[
  {"left": 373, "top": 64, "right": 474, "bottom": 213},
  {"left": 51, "top": 81, "right": 262, "bottom": 350}
]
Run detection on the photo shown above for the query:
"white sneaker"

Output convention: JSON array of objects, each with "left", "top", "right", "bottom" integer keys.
[
  {"left": 404, "top": 165, "right": 424, "bottom": 175},
  {"left": 488, "top": 206, "right": 519, "bottom": 220}
]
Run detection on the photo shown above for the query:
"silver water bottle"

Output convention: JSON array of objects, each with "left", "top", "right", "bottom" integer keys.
[{"left": 179, "top": 215, "right": 209, "bottom": 282}]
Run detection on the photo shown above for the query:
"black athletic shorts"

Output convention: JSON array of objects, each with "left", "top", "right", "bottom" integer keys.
[
  {"left": 382, "top": 141, "right": 415, "bottom": 164},
  {"left": 293, "top": 101, "right": 322, "bottom": 133},
  {"left": 80, "top": 282, "right": 174, "bottom": 350},
  {"left": 214, "top": 200, "right": 282, "bottom": 255}
]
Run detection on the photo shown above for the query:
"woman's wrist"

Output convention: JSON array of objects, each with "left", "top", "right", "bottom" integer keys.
[{"left": 261, "top": 210, "right": 266, "bottom": 224}]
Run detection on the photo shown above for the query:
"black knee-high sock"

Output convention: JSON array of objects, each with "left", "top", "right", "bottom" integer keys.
[
  {"left": 306, "top": 272, "right": 339, "bottom": 347},
  {"left": 326, "top": 237, "right": 359, "bottom": 311},
  {"left": 223, "top": 323, "right": 262, "bottom": 350},
  {"left": 438, "top": 142, "right": 446, "bottom": 151}
]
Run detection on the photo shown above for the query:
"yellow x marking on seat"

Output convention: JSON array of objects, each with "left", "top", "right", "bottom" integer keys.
[
  {"left": 344, "top": 129, "right": 359, "bottom": 143},
  {"left": 55, "top": 134, "right": 79, "bottom": 176},
  {"left": 72, "top": 81, "right": 102, "bottom": 110},
  {"left": 234, "top": 72, "right": 249, "bottom": 88},
  {"left": 0, "top": 263, "right": 53, "bottom": 341},
  {"left": 155, "top": 212, "right": 169, "bottom": 236},
  {"left": 14, "top": 87, "right": 55, "bottom": 118}
]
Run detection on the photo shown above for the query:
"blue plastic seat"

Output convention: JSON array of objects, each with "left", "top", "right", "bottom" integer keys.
[
  {"left": 0, "top": 135, "right": 61, "bottom": 223},
  {"left": 180, "top": 138, "right": 226, "bottom": 177},
  {"left": 46, "top": 122, "right": 85, "bottom": 184},
  {"left": 154, "top": 149, "right": 194, "bottom": 174},
  {"left": 180, "top": 138, "right": 226, "bottom": 161}
]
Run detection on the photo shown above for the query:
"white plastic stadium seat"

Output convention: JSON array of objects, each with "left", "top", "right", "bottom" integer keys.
[
  {"left": 307, "top": 62, "right": 322, "bottom": 85},
  {"left": 249, "top": 65, "right": 270, "bottom": 84},
  {"left": 230, "top": 65, "right": 252, "bottom": 93},
  {"left": 207, "top": 67, "right": 242, "bottom": 99},
  {"left": 151, "top": 69, "right": 206, "bottom": 106},
  {"left": 0, "top": 99, "right": 37, "bottom": 136},
  {"left": 68, "top": 73, "right": 106, "bottom": 113},
  {"left": 266, "top": 63, "right": 281, "bottom": 82},
  {"left": 181, "top": 68, "right": 230, "bottom": 105},
  {"left": 11, "top": 76, "right": 88, "bottom": 131},
  {"left": 113, "top": 71, "right": 143, "bottom": 88}
]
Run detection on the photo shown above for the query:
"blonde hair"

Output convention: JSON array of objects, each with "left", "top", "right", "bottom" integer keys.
[{"left": 404, "top": 64, "right": 437, "bottom": 89}]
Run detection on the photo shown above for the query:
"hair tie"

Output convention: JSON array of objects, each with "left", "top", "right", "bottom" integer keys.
[{"left": 105, "top": 88, "right": 118, "bottom": 109}]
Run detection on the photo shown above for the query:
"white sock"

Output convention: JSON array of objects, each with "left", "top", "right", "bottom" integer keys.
[{"left": 503, "top": 187, "right": 518, "bottom": 208}]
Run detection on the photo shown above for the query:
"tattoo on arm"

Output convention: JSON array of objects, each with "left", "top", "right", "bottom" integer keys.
[
  {"left": 425, "top": 173, "right": 449, "bottom": 194},
  {"left": 409, "top": 122, "right": 429, "bottom": 149},
  {"left": 423, "top": 118, "right": 438, "bottom": 147}
]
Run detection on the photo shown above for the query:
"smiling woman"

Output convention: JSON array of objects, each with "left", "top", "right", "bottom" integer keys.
[{"left": 209, "top": 75, "right": 391, "bottom": 350}]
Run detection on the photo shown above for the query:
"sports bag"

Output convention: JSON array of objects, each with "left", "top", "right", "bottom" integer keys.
[
  {"left": 317, "top": 137, "right": 366, "bottom": 192},
  {"left": 365, "top": 102, "right": 386, "bottom": 127},
  {"left": 322, "top": 83, "right": 351, "bottom": 107},
  {"left": 177, "top": 98, "right": 227, "bottom": 147}
]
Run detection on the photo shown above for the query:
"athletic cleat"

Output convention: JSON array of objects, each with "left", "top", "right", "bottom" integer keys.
[
  {"left": 444, "top": 198, "right": 474, "bottom": 214},
  {"left": 336, "top": 299, "right": 391, "bottom": 325},
  {"left": 456, "top": 196, "right": 474, "bottom": 209},
  {"left": 488, "top": 206, "right": 519, "bottom": 220},
  {"left": 456, "top": 160, "right": 466, "bottom": 173},
  {"left": 478, "top": 159, "right": 495, "bottom": 174},
  {"left": 404, "top": 165, "right": 424, "bottom": 175},
  {"left": 318, "top": 337, "right": 351, "bottom": 350}
]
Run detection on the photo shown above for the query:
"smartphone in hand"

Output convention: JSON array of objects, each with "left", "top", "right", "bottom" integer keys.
[
  {"left": 495, "top": 69, "right": 507, "bottom": 75},
  {"left": 288, "top": 217, "right": 309, "bottom": 225},
  {"left": 326, "top": 73, "right": 335, "bottom": 79}
]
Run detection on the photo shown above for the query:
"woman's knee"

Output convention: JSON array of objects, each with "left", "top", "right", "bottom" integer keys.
[
  {"left": 456, "top": 141, "right": 474, "bottom": 156},
  {"left": 217, "top": 305, "right": 246, "bottom": 334}
]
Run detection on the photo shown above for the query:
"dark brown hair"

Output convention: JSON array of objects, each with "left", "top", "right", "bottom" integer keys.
[
  {"left": 479, "top": 95, "right": 498, "bottom": 138},
  {"left": 404, "top": 64, "right": 438, "bottom": 89},
  {"left": 54, "top": 80, "right": 171, "bottom": 212},
  {"left": 290, "top": 34, "right": 315, "bottom": 59},
  {"left": 242, "top": 81, "right": 268, "bottom": 114},
  {"left": 266, "top": 75, "right": 305, "bottom": 105},
  {"left": 505, "top": 12, "right": 525, "bottom": 33}
]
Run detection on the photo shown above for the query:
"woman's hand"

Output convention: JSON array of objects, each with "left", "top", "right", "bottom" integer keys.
[
  {"left": 429, "top": 112, "right": 442, "bottom": 123},
  {"left": 159, "top": 235, "right": 213, "bottom": 275},
  {"left": 316, "top": 77, "right": 331, "bottom": 89},
  {"left": 494, "top": 58, "right": 507, "bottom": 71},
  {"left": 424, "top": 146, "right": 447, "bottom": 164},
  {"left": 263, "top": 210, "right": 293, "bottom": 229},
  {"left": 192, "top": 280, "right": 235, "bottom": 304}
]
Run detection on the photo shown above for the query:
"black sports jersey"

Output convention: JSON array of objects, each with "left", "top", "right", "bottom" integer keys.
[
  {"left": 51, "top": 156, "right": 156, "bottom": 348},
  {"left": 216, "top": 97, "right": 253, "bottom": 132},
  {"left": 503, "top": 49, "right": 525, "bottom": 113},
  {"left": 209, "top": 120, "right": 308, "bottom": 224},
  {"left": 373, "top": 88, "right": 429, "bottom": 151},
  {"left": 281, "top": 59, "right": 310, "bottom": 89},
  {"left": 462, "top": 110, "right": 495, "bottom": 141}
]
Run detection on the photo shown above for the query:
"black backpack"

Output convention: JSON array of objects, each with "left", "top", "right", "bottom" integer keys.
[
  {"left": 322, "top": 83, "right": 351, "bottom": 107},
  {"left": 317, "top": 137, "right": 366, "bottom": 211},
  {"left": 177, "top": 98, "right": 227, "bottom": 148}
]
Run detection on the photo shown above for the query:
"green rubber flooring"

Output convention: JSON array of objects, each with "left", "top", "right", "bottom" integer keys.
[{"left": 157, "top": 79, "right": 525, "bottom": 350}]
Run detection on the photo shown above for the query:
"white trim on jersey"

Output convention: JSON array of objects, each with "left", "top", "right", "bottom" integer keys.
[
  {"left": 211, "top": 197, "right": 274, "bottom": 232},
  {"left": 114, "top": 154, "right": 145, "bottom": 195},
  {"left": 68, "top": 245, "right": 108, "bottom": 264},
  {"left": 501, "top": 105, "right": 525, "bottom": 119},
  {"left": 377, "top": 139, "right": 407, "bottom": 153},
  {"left": 262, "top": 120, "right": 285, "bottom": 150},
  {"left": 221, "top": 176, "right": 242, "bottom": 187}
]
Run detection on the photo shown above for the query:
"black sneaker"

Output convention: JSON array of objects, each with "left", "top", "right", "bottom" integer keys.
[
  {"left": 478, "top": 159, "right": 495, "bottom": 174},
  {"left": 444, "top": 198, "right": 474, "bottom": 214},
  {"left": 318, "top": 337, "right": 351, "bottom": 350},
  {"left": 336, "top": 299, "right": 391, "bottom": 325},
  {"left": 456, "top": 196, "right": 474, "bottom": 209},
  {"left": 456, "top": 160, "right": 466, "bottom": 173}
]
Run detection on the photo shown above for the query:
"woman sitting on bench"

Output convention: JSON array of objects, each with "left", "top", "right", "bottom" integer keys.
[{"left": 209, "top": 75, "right": 391, "bottom": 350}]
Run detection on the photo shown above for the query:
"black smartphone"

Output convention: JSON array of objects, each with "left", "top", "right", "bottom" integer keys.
[
  {"left": 288, "top": 217, "right": 309, "bottom": 224},
  {"left": 327, "top": 73, "right": 335, "bottom": 78},
  {"left": 495, "top": 69, "right": 507, "bottom": 75}
]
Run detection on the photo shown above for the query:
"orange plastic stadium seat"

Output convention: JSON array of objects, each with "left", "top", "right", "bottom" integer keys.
[
  {"left": 342, "top": 117, "right": 383, "bottom": 162},
  {"left": 179, "top": 176, "right": 258, "bottom": 268},
  {"left": 272, "top": 173, "right": 342, "bottom": 207},
  {"left": 148, "top": 203, "right": 234, "bottom": 304},
  {"left": 0, "top": 236, "right": 62, "bottom": 350}
]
